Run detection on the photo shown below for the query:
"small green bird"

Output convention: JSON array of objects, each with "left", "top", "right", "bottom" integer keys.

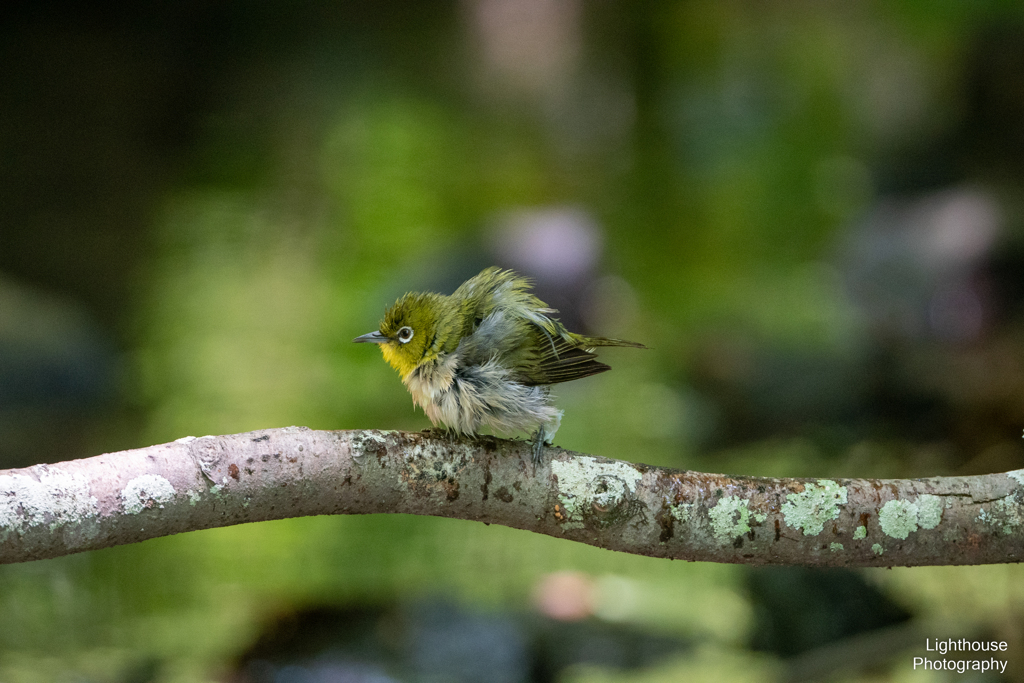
[{"left": 354, "top": 267, "right": 644, "bottom": 463}]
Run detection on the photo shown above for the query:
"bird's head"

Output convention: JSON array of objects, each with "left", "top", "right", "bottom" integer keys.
[{"left": 353, "top": 292, "right": 446, "bottom": 377}]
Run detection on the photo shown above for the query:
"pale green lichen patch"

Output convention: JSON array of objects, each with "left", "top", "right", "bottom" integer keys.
[
  {"left": 878, "top": 495, "right": 946, "bottom": 539},
  {"left": 992, "top": 497, "right": 1023, "bottom": 534},
  {"left": 121, "top": 474, "right": 176, "bottom": 514},
  {"left": 879, "top": 499, "right": 918, "bottom": 539},
  {"left": 916, "top": 494, "right": 943, "bottom": 530},
  {"left": 709, "top": 496, "right": 753, "bottom": 544},
  {"left": 781, "top": 480, "right": 847, "bottom": 536},
  {"left": 977, "top": 495, "right": 1024, "bottom": 535},
  {"left": 1008, "top": 470, "right": 1024, "bottom": 488},
  {"left": 872, "top": 543, "right": 884, "bottom": 555},
  {"left": 853, "top": 525, "right": 867, "bottom": 540},
  {"left": 669, "top": 501, "right": 693, "bottom": 524},
  {"left": 551, "top": 457, "right": 642, "bottom": 526},
  {"left": 0, "top": 468, "right": 98, "bottom": 535},
  {"left": 830, "top": 542, "right": 844, "bottom": 552}
]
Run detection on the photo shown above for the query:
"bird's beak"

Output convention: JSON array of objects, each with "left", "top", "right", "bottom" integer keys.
[{"left": 353, "top": 330, "right": 389, "bottom": 344}]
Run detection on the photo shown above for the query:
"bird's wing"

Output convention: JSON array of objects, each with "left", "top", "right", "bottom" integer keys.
[
  {"left": 453, "top": 310, "right": 524, "bottom": 366},
  {"left": 454, "top": 311, "right": 610, "bottom": 386},
  {"left": 515, "top": 330, "right": 612, "bottom": 386}
]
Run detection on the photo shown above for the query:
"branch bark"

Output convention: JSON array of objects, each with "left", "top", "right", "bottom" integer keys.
[{"left": 2, "top": 427, "right": 1023, "bottom": 566}]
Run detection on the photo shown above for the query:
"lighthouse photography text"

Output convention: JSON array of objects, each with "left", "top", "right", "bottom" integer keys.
[{"left": 913, "top": 638, "right": 1010, "bottom": 675}]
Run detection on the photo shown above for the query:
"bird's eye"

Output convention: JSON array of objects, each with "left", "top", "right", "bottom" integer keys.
[{"left": 397, "top": 326, "right": 414, "bottom": 343}]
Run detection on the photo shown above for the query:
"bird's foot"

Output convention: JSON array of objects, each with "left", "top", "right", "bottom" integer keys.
[{"left": 531, "top": 426, "right": 549, "bottom": 465}]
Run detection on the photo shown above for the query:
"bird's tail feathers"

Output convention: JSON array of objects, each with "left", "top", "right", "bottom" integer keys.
[{"left": 578, "top": 335, "right": 647, "bottom": 349}]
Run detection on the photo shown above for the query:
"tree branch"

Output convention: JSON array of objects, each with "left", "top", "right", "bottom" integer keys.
[{"left": 2, "top": 427, "right": 1023, "bottom": 566}]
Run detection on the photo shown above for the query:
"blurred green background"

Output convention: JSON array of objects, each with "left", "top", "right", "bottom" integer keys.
[{"left": 4, "top": 1, "right": 1024, "bottom": 681}]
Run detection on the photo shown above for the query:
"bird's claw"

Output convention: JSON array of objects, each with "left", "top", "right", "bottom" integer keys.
[{"left": 531, "top": 427, "right": 548, "bottom": 465}]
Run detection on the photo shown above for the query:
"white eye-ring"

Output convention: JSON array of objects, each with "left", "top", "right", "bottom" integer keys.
[{"left": 397, "top": 326, "right": 414, "bottom": 344}]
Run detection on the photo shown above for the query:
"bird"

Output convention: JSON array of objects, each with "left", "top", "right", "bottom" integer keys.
[{"left": 353, "top": 266, "right": 644, "bottom": 463}]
